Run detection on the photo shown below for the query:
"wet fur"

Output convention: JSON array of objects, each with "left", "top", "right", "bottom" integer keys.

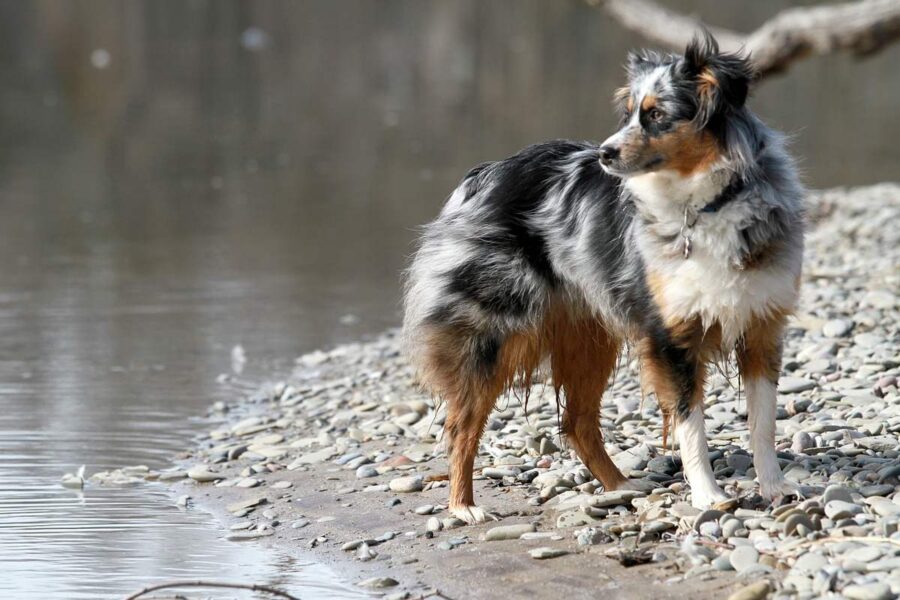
[{"left": 402, "top": 33, "right": 804, "bottom": 516}]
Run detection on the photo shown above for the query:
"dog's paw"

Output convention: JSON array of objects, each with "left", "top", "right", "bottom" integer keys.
[
  {"left": 759, "top": 477, "right": 803, "bottom": 502},
  {"left": 449, "top": 504, "right": 491, "bottom": 525},
  {"left": 690, "top": 487, "right": 730, "bottom": 510}
]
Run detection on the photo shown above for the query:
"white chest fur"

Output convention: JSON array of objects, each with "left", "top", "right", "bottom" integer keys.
[{"left": 627, "top": 169, "right": 800, "bottom": 347}]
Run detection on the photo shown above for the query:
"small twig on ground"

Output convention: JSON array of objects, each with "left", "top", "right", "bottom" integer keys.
[{"left": 123, "top": 580, "right": 301, "bottom": 600}]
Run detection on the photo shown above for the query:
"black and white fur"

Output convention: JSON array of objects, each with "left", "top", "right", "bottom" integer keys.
[{"left": 403, "top": 34, "right": 804, "bottom": 521}]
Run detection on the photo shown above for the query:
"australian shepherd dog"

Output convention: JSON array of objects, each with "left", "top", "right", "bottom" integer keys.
[{"left": 403, "top": 33, "right": 804, "bottom": 524}]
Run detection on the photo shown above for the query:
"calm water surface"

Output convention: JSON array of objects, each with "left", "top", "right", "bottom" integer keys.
[{"left": 0, "top": 1, "right": 897, "bottom": 598}]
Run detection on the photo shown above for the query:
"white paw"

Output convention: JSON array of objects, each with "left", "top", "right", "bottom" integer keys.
[
  {"left": 449, "top": 505, "right": 489, "bottom": 525},
  {"left": 690, "top": 487, "right": 730, "bottom": 509},
  {"left": 759, "top": 476, "right": 802, "bottom": 501}
]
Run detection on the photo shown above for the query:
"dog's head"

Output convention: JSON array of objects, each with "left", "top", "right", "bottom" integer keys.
[{"left": 599, "top": 32, "right": 754, "bottom": 178}]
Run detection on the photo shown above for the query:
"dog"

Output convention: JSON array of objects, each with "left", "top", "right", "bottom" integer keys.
[{"left": 402, "top": 33, "right": 804, "bottom": 524}]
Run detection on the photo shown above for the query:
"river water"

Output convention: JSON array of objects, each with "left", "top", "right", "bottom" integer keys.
[{"left": 0, "top": 1, "right": 896, "bottom": 598}]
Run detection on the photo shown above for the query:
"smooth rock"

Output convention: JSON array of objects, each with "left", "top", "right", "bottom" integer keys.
[
  {"left": 592, "top": 490, "right": 644, "bottom": 507},
  {"left": 726, "top": 454, "right": 753, "bottom": 473},
  {"left": 484, "top": 523, "right": 536, "bottom": 541},
  {"left": 389, "top": 476, "right": 423, "bottom": 493},
  {"left": 846, "top": 545, "right": 883, "bottom": 563},
  {"left": 867, "top": 497, "right": 900, "bottom": 517},
  {"left": 784, "top": 512, "right": 817, "bottom": 536},
  {"left": 727, "top": 581, "right": 770, "bottom": 600},
  {"left": 187, "top": 466, "right": 219, "bottom": 482},
  {"left": 729, "top": 545, "right": 759, "bottom": 572},
  {"left": 356, "top": 465, "right": 379, "bottom": 478},
  {"left": 792, "top": 551, "right": 827, "bottom": 575},
  {"left": 791, "top": 431, "right": 814, "bottom": 454},
  {"left": 823, "top": 484, "right": 855, "bottom": 504},
  {"left": 842, "top": 582, "right": 892, "bottom": 600},
  {"left": 780, "top": 377, "right": 816, "bottom": 393},
  {"left": 822, "top": 319, "right": 852, "bottom": 338},
  {"left": 556, "top": 510, "right": 597, "bottom": 529},
  {"left": 358, "top": 577, "right": 399, "bottom": 589},
  {"left": 226, "top": 497, "right": 266, "bottom": 514},
  {"left": 529, "top": 547, "right": 569, "bottom": 559},
  {"left": 824, "top": 500, "right": 863, "bottom": 520}
]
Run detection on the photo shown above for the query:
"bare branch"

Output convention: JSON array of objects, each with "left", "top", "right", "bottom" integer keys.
[
  {"left": 590, "top": 0, "right": 900, "bottom": 78},
  {"left": 123, "top": 579, "right": 301, "bottom": 600},
  {"left": 596, "top": 0, "right": 744, "bottom": 52}
]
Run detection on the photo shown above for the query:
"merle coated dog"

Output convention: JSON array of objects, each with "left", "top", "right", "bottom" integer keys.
[{"left": 403, "top": 34, "right": 804, "bottom": 523}]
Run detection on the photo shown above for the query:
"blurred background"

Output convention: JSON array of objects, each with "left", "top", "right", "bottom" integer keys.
[{"left": 0, "top": 1, "right": 897, "bottom": 598}]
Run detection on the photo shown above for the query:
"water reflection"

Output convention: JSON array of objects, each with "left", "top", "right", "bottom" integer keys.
[{"left": 0, "top": 1, "right": 896, "bottom": 598}]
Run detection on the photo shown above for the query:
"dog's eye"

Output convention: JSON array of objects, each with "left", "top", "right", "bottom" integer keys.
[{"left": 647, "top": 108, "right": 664, "bottom": 122}]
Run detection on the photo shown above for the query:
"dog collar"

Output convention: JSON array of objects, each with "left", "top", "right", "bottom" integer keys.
[
  {"left": 680, "top": 175, "right": 745, "bottom": 259},
  {"left": 699, "top": 175, "right": 745, "bottom": 214}
]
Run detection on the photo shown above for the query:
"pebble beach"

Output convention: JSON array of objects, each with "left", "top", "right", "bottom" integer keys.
[{"left": 95, "top": 183, "right": 899, "bottom": 599}]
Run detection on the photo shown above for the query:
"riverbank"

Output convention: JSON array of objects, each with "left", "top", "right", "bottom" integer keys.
[{"left": 150, "top": 184, "right": 898, "bottom": 599}]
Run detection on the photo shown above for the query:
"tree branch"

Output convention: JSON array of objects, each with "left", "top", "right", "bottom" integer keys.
[
  {"left": 590, "top": 0, "right": 900, "bottom": 78},
  {"left": 123, "top": 580, "right": 301, "bottom": 600}
]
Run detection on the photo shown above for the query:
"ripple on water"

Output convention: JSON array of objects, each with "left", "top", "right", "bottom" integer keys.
[{"left": 0, "top": 410, "right": 365, "bottom": 600}]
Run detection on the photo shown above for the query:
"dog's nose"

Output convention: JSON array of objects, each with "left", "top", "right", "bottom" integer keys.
[{"left": 599, "top": 145, "right": 620, "bottom": 165}]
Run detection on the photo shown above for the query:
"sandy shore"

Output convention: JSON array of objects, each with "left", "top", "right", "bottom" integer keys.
[{"left": 144, "top": 184, "right": 899, "bottom": 600}]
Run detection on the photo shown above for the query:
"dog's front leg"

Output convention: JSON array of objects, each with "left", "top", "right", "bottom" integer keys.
[
  {"left": 677, "top": 401, "right": 728, "bottom": 508},
  {"left": 738, "top": 313, "right": 796, "bottom": 500},
  {"left": 642, "top": 341, "right": 727, "bottom": 509}
]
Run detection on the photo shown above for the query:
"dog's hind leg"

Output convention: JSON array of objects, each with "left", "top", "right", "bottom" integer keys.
[
  {"left": 426, "top": 328, "right": 542, "bottom": 524},
  {"left": 551, "top": 316, "right": 629, "bottom": 491},
  {"left": 444, "top": 386, "right": 496, "bottom": 524}
]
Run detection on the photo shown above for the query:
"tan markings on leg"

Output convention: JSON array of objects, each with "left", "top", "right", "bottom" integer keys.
[
  {"left": 419, "top": 324, "right": 545, "bottom": 520},
  {"left": 736, "top": 310, "right": 788, "bottom": 382},
  {"left": 737, "top": 310, "right": 791, "bottom": 500},
  {"left": 636, "top": 310, "right": 722, "bottom": 448},
  {"left": 549, "top": 311, "right": 626, "bottom": 490}
]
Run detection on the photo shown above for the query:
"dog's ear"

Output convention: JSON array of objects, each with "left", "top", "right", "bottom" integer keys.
[
  {"left": 682, "top": 30, "right": 754, "bottom": 127},
  {"left": 626, "top": 50, "right": 654, "bottom": 78}
]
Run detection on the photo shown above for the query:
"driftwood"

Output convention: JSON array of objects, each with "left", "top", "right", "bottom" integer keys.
[
  {"left": 589, "top": 0, "right": 900, "bottom": 78},
  {"left": 123, "top": 579, "right": 301, "bottom": 600}
]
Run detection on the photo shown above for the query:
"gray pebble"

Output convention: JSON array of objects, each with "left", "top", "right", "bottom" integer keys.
[
  {"left": 780, "top": 377, "right": 817, "bottom": 393},
  {"left": 824, "top": 500, "right": 862, "bottom": 520},
  {"left": 729, "top": 546, "right": 759, "bottom": 572},
  {"left": 726, "top": 454, "right": 753, "bottom": 473},
  {"left": 484, "top": 523, "right": 536, "bottom": 541},
  {"left": 713, "top": 554, "right": 734, "bottom": 571},
  {"left": 822, "top": 319, "right": 853, "bottom": 338},
  {"left": 529, "top": 546, "right": 569, "bottom": 559},
  {"left": 792, "top": 552, "right": 827, "bottom": 575},
  {"left": 388, "top": 476, "right": 423, "bottom": 493},
  {"left": 356, "top": 465, "right": 379, "bottom": 478},
  {"left": 823, "top": 484, "right": 855, "bottom": 504},
  {"left": 842, "top": 582, "right": 892, "bottom": 600},
  {"left": 784, "top": 512, "right": 816, "bottom": 536},
  {"left": 791, "top": 431, "right": 814, "bottom": 454}
]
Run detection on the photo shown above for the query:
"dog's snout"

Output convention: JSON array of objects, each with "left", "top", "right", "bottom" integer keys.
[{"left": 599, "top": 145, "right": 620, "bottom": 165}]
